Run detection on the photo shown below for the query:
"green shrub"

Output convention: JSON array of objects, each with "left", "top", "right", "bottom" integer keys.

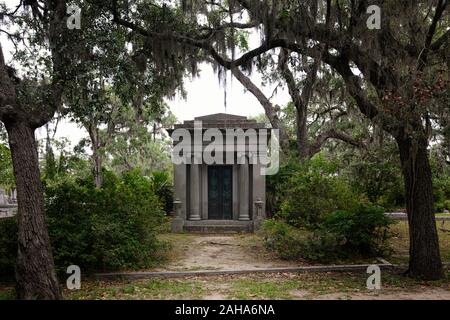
[
  {"left": 342, "top": 141, "right": 405, "bottom": 211},
  {"left": 261, "top": 219, "right": 305, "bottom": 260},
  {"left": 300, "top": 229, "right": 343, "bottom": 262},
  {"left": 433, "top": 175, "right": 450, "bottom": 213},
  {"left": 0, "top": 217, "right": 17, "bottom": 276},
  {"left": 431, "top": 156, "right": 450, "bottom": 212},
  {"left": 150, "top": 170, "right": 174, "bottom": 214},
  {"left": 433, "top": 177, "right": 450, "bottom": 212},
  {"left": 50, "top": 169, "right": 166, "bottom": 273},
  {"left": 0, "top": 169, "right": 166, "bottom": 276},
  {"left": 261, "top": 204, "right": 395, "bottom": 263},
  {"left": 278, "top": 155, "right": 362, "bottom": 228},
  {"left": 323, "top": 204, "right": 395, "bottom": 256},
  {"left": 260, "top": 220, "right": 342, "bottom": 263},
  {"left": 445, "top": 200, "right": 450, "bottom": 211}
]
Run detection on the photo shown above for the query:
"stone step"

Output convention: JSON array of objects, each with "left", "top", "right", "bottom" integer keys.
[{"left": 183, "top": 220, "right": 253, "bottom": 233}]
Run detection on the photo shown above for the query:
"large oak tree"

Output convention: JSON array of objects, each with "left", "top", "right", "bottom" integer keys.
[{"left": 0, "top": 0, "right": 72, "bottom": 298}]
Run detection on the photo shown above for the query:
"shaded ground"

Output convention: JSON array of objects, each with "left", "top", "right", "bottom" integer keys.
[
  {"left": 1, "top": 221, "right": 449, "bottom": 300},
  {"left": 67, "top": 270, "right": 450, "bottom": 300},
  {"left": 153, "top": 220, "right": 450, "bottom": 271},
  {"left": 2, "top": 270, "right": 448, "bottom": 300},
  {"left": 154, "top": 232, "right": 377, "bottom": 272},
  {"left": 154, "top": 233, "right": 302, "bottom": 271},
  {"left": 389, "top": 220, "right": 450, "bottom": 264}
]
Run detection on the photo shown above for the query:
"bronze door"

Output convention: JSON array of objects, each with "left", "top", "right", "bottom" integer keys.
[{"left": 208, "top": 166, "right": 233, "bottom": 219}]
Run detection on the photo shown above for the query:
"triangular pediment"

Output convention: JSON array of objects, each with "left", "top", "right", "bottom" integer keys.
[{"left": 194, "top": 113, "right": 247, "bottom": 121}]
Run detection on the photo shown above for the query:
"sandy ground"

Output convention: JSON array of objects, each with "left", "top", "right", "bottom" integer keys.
[
  {"left": 198, "top": 279, "right": 450, "bottom": 300},
  {"left": 159, "top": 234, "right": 301, "bottom": 271},
  {"left": 311, "top": 288, "right": 450, "bottom": 300},
  {"left": 149, "top": 233, "right": 450, "bottom": 300},
  {"left": 199, "top": 280, "right": 450, "bottom": 300}
]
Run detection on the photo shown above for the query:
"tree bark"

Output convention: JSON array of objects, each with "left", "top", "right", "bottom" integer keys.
[
  {"left": 230, "top": 67, "right": 290, "bottom": 150},
  {"left": 87, "top": 123, "right": 103, "bottom": 188},
  {"left": 6, "top": 120, "right": 62, "bottom": 299},
  {"left": 295, "top": 106, "right": 309, "bottom": 160},
  {"left": 397, "top": 136, "right": 443, "bottom": 280},
  {"left": 93, "top": 147, "right": 103, "bottom": 189},
  {"left": 278, "top": 49, "right": 316, "bottom": 160}
]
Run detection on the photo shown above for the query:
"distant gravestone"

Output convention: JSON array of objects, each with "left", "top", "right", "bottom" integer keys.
[
  {"left": 0, "top": 188, "right": 8, "bottom": 205},
  {"left": 444, "top": 209, "right": 450, "bottom": 214},
  {"left": 0, "top": 189, "right": 8, "bottom": 218},
  {"left": 10, "top": 189, "right": 17, "bottom": 203},
  {"left": 0, "top": 188, "right": 17, "bottom": 218}
]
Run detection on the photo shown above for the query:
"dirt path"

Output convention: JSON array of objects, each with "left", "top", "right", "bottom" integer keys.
[
  {"left": 311, "top": 288, "right": 450, "bottom": 300},
  {"left": 157, "top": 233, "right": 301, "bottom": 271},
  {"left": 195, "top": 273, "right": 450, "bottom": 300},
  {"left": 141, "top": 233, "right": 450, "bottom": 300}
]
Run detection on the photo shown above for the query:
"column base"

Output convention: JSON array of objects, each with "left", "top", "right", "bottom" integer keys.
[
  {"left": 189, "top": 215, "right": 201, "bottom": 221},
  {"left": 171, "top": 217, "right": 185, "bottom": 233}
]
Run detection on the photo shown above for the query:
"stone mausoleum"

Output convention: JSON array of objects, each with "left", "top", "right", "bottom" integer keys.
[{"left": 169, "top": 113, "right": 270, "bottom": 232}]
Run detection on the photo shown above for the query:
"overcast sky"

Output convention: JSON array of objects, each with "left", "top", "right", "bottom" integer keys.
[{"left": 1, "top": 0, "right": 289, "bottom": 148}]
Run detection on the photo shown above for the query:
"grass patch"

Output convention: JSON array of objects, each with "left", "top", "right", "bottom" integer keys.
[
  {"left": 229, "top": 278, "right": 300, "bottom": 299},
  {"left": 66, "top": 278, "right": 207, "bottom": 300},
  {"left": 156, "top": 233, "right": 198, "bottom": 266},
  {"left": 0, "top": 287, "right": 14, "bottom": 300},
  {"left": 1, "top": 270, "right": 449, "bottom": 300},
  {"left": 389, "top": 221, "right": 450, "bottom": 264}
]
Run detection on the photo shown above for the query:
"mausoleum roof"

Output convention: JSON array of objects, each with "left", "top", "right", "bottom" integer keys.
[{"left": 172, "top": 113, "right": 267, "bottom": 130}]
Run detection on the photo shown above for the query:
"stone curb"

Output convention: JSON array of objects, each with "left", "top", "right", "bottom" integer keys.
[
  {"left": 385, "top": 213, "right": 450, "bottom": 221},
  {"left": 93, "top": 263, "right": 397, "bottom": 280},
  {"left": 93, "top": 261, "right": 450, "bottom": 280}
]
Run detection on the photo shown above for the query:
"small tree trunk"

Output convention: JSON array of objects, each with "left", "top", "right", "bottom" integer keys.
[
  {"left": 295, "top": 107, "right": 309, "bottom": 160},
  {"left": 6, "top": 121, "right": 62, "bottom": 299},
  {"left": 87, "top": 125, "right": 103, "bottom": 188},
  {"left": 397, "top": 136, "right": 443, "bottom": 280},
  {"left": 92, "top": 143, "right": 103, "bottom": 189}
]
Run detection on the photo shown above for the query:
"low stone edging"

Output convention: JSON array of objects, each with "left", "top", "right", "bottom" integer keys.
[
  {"left": 93, "top": 263, "right": 398, "bottom": 281},
  {"left": 385, "top": 212, "right": 450, "bottom": 221},
  {"left": 93, "top": 260, "right": 450, "bottom": 280}
]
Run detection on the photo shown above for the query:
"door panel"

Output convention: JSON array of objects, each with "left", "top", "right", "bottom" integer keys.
[{"left": 208, "top": 166, "right": 233, "bottom": 219}]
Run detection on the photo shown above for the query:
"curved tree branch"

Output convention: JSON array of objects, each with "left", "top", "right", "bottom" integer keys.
[
  {"left": 230, "top": 66, "right": 289, "bottom": 150},
  {"left": 309, "top": 127, "right": 366, "bottom": 157}
]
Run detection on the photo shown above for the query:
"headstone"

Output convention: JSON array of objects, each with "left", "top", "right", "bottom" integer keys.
[
  {"left": 444, "top": 209, "right": 450, "bottom": 214},
  {"left": 10, "top": 189, "right": 17, "bottom": 203},
  {"left": 0, "top": 188, "right": 8, "bottom": 205}
]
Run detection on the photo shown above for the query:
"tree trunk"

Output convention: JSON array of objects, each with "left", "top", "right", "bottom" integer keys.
[
  {"left": 6, "top": 120, "right": 62, "bottom": 299},
  {"left": 397, "top": 136, "right": 443, "bottom": 280},
  {"left": 92, "top": 143, "right": 103, "bottom": 189},
  {"left": 87, "top": 125, "right": 103, "bottom": 188},
  {"left": 295, "top": 106, "right": 309, "bottom": 160}
]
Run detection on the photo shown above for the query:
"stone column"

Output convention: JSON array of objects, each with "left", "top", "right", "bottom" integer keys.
[
  {"left": 174, "top": 164, "right": 187, "bottom": 220},
  {"left": 189, "top": 163, "right": 201, "bottom": 220},
  {"left": 252, "top": 162, "right": 266, "bottom": 219},
  {"left": 238, "top": 158, "right": 250, "bottom": 221}
]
